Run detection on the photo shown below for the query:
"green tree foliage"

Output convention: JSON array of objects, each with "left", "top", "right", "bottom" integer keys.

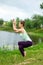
[
  {"left": 5, "top": 20, "right": 13, "bottom": 28},
  {"left": 16, "top": 17, "right": 20, "bottom": 27},
  {"left": 0, "top": 19, "right": 4, "bottom": 25},
  {"left": 32, "top": 15, "right": 43, "bottom": 28},
  {"left": 16, "top": 17, "right": 20, "bottom": 22},
  {"left": 0, "top": 15, "right": 43, "bottom": 31},
  {"left": 25, "top": 19, "right": 33, "bottom": 29},
  {"left": 40, "top": 3, "right": 43, "bottom": 9}
]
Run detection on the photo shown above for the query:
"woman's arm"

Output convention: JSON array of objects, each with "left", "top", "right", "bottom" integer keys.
[{"left": 12, "top": 19, "right": 22, "bottom": 33}]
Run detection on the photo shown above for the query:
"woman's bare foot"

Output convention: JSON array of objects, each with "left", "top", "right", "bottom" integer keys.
[{"left": 24, "top": 51, "right": 26, "bottom": 56}]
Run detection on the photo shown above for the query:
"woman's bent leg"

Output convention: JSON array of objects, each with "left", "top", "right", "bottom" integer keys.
[
  {"left": 18, "top": 42, "right": 24, "bottom": 56},
  {"left": 18, "top": 41, "right": 32, "bottom": 57}
]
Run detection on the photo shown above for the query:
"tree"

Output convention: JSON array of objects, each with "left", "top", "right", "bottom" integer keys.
[
  {"left": 32, "top": 15, "right": 43, "bottom": 28},
  {"left": 40, "top": 3, "right": 43, "bottom": 9},
  {"left": 9, "top": 20, "right": 13, "bottom": 28},
  {"left": 5, "top": 20, "right": 13, "bottom": 28},
  {"left": 16, "top": 17, "right": 20, "bottom": 22},
  {"left": 0, "top": 19, "right": 4, "bottom": 25},
  {"left": 25, "top": 18, "right": 33, "bottom": 30},
  {"left": 16, "top": 17, "right": 20, "bottom": 27}
]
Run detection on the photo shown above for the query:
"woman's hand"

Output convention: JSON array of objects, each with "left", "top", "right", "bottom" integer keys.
[
  {"left": 12, "top": 19, "right": 17, "bottom": 31},
  {"left": 12, "top": 19, "right": 16, "bottom": 24},
  {"left": 12, "top": 19, "right": 22, "bottom": 33}
]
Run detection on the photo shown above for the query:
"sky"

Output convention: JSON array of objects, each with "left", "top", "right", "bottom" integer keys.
[{"left": 0, "top": 0, "right": 43, "bottom": 21}]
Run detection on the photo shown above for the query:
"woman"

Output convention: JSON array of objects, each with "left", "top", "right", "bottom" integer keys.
[{"left": 13, "top": 19, "right": 32, "bottom": 57}]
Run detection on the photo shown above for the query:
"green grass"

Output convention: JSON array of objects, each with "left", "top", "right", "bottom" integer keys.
[
  {"left": 0, "top": 43, "right": 43, "bottom": 65},
  {"left": 28, "top": 32, "right": 43, "bottom": 38},
  {"left": 0, "top": 26, "right": 13, "bottom": 32},
  {"left": 27, "top": 28, "right": 43, "bottom": 33}
]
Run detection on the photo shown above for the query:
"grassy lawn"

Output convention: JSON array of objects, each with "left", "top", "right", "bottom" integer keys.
[
  {"left": 0, "top": 26, "right": 13, "bottom": 32},
  {"left": 0, "top": 43, "right": 43, "bottom": 65},
  {"left": 27, "top": 28, "right": 43, "bottom": 37},
  {"left": 28, "top": 32, "right": 43, "bottom": 38}
]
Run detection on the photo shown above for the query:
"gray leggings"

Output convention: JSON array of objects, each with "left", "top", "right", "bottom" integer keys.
[{"left": 18, "top": 41, "right": 32, "bottom": 57}]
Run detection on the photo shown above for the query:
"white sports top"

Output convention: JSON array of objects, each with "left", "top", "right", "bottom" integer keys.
[{"left": 20, "top": 29, "right": 32, "bottom": 42}]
